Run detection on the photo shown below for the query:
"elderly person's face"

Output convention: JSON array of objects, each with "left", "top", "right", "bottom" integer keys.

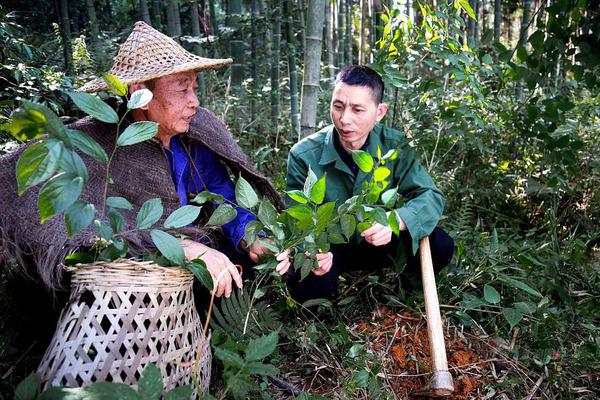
[{"left": 137, "top": 71, "right": 200, "bottom": 144}]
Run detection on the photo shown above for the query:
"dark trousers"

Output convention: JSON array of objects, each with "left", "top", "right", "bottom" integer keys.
[{"left": 286, "top": 227, "right": 454, "bottom": 303}]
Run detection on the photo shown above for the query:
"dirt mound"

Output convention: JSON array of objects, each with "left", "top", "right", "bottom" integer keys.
[{"left": 356, "top": 307, "right": 498, "bottom": 399}]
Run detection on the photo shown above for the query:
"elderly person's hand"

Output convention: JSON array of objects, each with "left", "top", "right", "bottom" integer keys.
[
  {"left": 245, "top": 239, "right": 291, "bottom": 276},
  {"left": 179, "top": 239, "right": 242, "bottom": 298},
  {"left": 274, "top": 250, "right": 332, "bottom": 276},
  {"left": 361, "top": 213, "right": 407, "bottom": 247}
]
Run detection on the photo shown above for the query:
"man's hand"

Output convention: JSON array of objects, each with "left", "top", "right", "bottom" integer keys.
[
  {"left": 245, "top": 239, "right": 292, "bottom": 277},
  {"left": 247, "top": 239, "right": 270, "bottom": 263},
  {"left": 273, "top": 250, "right": 333, "bottom": 276},
  {"left": 179, "top": 239, "right": 242, "bottom": 298},
  {"left": 361, "top": 223, "right": 393, "bottom": 246}
]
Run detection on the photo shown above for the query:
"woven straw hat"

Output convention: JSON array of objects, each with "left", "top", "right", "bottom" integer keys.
[{"left": 78, "top": 21, "right": 232, "bottom": 92}]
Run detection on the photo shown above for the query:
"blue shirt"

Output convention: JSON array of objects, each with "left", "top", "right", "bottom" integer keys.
[{"left": 162, "top": 135, "right": 255, "bottom": 249}]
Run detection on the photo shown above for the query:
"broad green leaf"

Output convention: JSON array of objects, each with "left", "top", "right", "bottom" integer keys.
[
  {"left": 371, "top": 208, "right": 388, "bottom": 226},
  {"left": 235, "top": 175, "right": 259, "bottom": 209},
  {"left": 351, "top": 150, "right": 374, "bottom": 173},
  {"left": 2, "top": 107, "right": 46, "bottom": 141},
  {"left": 257, "top": 200, "right": 278, "bottom": 228},
  {"left": 382, "top": 149, "right": 398, "bottom": 160},
  {"left": 136, "top": 198, "right": 164, "bottom": 229},
  {"left": 94, "top": 219, "right": 114, "bottom": 241},
  {"left": 243, "top": 220, "right": 263, "bottom": 247},
  {"left": 16, "top": 141, "right": 62, "bottom": 194},
  {"left": 245, "top": 331, "right": 278, "bottom": 361},
  {"left": 138, "top": 364, "right": 163, "bottom": 400},
  {"left": 68, "top": 92, "right": 119, "bottom": 124},
  {"left": 59, "top": 149, "right": 88, "bottom": 183},
  {"left": 38, "top": 173, "right": 84, "bottom": 223},
  {"left": 459, "top": 0, "right": 476, "bottom": 20},
  {"left": 65, "top": 201, "right": 96, "bottom": 237},
  {"left": 191, "top": 191, "right": 224, "bottom": 204},
  {"left": 315, "top": 231, "right": 330, "bottom": 253},
  {"left": 22, "top": 101, "right": 69, "bottom": 142},
  {"left": 187, "top": 260, "right": 213, "bottom": 290},
  {"left": 206, "top": 203, "right": 237, "bottom": 226},
  {"left": 503, "top": 307, "right": 523, "bottom": 330},
  {"left": 310, "top": 174, "right": 326, "bottom": 204},
  {"left": 127, "top": 89, "right": 153, "bottom": 109},
  {"left": 514, "top": 301, "right": 537, "bottom": 315},
  {"left": 357, "top": 221, "right": 371, "bottom": 233},
  {"left": 66, "top": 129, "right": 108, "bottom": 163},
  {"left": 355, "top": 370, "right": 369, "bottom": 388},
  {"left": 164, "top": 386, "right": 193, "bottom": 400},
  {"left": 224, "top": 375, "right": 254, "bottom": 400},
  {"left": 373, "top": 166, "right": 391, "bottom": 182},
  {"left": 315, "top": 201, "right": 336, "bottom": 232},
  {"left": 214, "top": 347, "right": 245, "bottom": 368},
  {"left": 106, "top": 196, "right": 133, "bottom": 210},
  {"left": 327, "top": 224, "right": 345, "bottom": 244},
  {"left": 164, "top": 205, "right": 201, "bottom": 228},
  {"left": 108, "top": 208, "right": 125, "bottom": 233},
  {"left": 286, "top": 204, "right": 313, "bottom": 222},
  {"left": 14, "top": 372, "right": 38, "bottom": 400},
  {"left": 117, "top": 121, "right": 159, "bottom": 146},
  {"left": 286, "top": 189, "right": 309, "bottom": 204},
  {"left": 340, "top": 214, "right": 356, "bottom": 240},
  {"left": 102, "top": 73, "right": 127, "bottom": 96},
  {"left": 301, "top": 298, "right": 332, "bottom": 308},
  {"left": 483, "top": 285, "right": 501, "bottom": 304},
  {"left": 381, "top": 188, "right": 397, "bottom": 208},
  {"left": 150, "top": 229, "right": 185, "bottom": 265},
  {"left": 84, "top": 382, "right": 141, "bottom": 400},
  {"left": 303, "top": 165, "right": 318, "bottom": 197},
  {"left": 498, "top": 275, "right": 543, "bottom": 298},
  {"left": 388, "top": 210, "right": 400, "bottom": 236}
]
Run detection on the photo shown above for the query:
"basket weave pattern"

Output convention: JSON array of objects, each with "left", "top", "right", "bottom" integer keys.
[{"left": 37, "top": 260, "right": 210, "bottom": 392}]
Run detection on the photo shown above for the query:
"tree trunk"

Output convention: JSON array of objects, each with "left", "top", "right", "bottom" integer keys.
[
  {"left": 56, "top": 0, "right": 72, "bottom": 75},
  {"left": 299, "top": 0, "right": 306, "bottom": 54},
  {"left": 140, "top": 0, "right": 151, "bottom": 24},
  {"left": 85, "top": 0, "right": 99, "bottom": 43},
  {"left": 70, "top": 0, "right": 79, "bottom": 34},
  {"left": 325, "top": 0, "right": 335, "bottom": 79},
  {"left": 228, "top": 0, "right": 245, "bottom": 98},
  {"left": 369, "top": 0, "right": 375, "bottom": 63},
  {"left": 250, "top": 0, "right": 259, "bottom": 122},
  {"left": 209, "top": 0, "right": 218, "bottom": 36},
  {"left": 337, "top": 0, "right": 345, "bottom": 67},
  {"left": 494, "top": 0, "right": 501, "bottom": 41},
  {"left": 166, "top": 0, "right": 180, "bottom": 37},
  {"left": 473, "top": 0, "right": 479, "bottom": 47},
  {"left": 285, "top": 0, "right": 300, "bottom": 138},
  {"left": 151, "top": 0, "right": 162, "bottom": 29},
  {"left": 345, "top": 0, "right": 352, "bottom": 64},
  {"left": 191, "top": 1, "right": 207, "bottom": 100},
  {"left": 270, "top": 1, "right": 282, "bottom": 136},
  {"left": 359, "top": 0, "right": 365, "bottom": 64},
  {"left": 520, "top": 0, "right": 531, "bottom": 46},
  {"left": 300, "top": 0, "right": 325, "bottom": 139}
]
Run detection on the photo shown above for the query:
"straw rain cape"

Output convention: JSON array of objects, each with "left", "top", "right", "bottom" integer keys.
[{"left": 0, "top": 107, "right": 283, "bottom": 289}]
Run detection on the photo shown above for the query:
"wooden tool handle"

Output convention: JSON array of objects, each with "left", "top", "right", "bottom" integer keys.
[{"left": 418, "top": 236, "right": 454, "bottom": 396}]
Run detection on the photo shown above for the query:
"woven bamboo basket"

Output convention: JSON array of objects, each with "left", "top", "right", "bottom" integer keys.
[{"left": 37, "top": 259, "right": 211, "bottom": 393}]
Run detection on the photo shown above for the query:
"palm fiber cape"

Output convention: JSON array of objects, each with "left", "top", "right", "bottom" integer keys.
[{"left": 0, "top": 107, "right": 283, "bottom": 289}]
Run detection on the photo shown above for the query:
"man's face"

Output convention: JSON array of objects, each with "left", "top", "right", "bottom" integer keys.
[
  {"left": 330, "top": 82, "right": 388, "bottom": 151},
  {"left": 144, "top": 71, "right": 200, "bottom": 141}
]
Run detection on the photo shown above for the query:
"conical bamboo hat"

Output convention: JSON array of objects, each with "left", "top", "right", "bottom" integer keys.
[{"left": 78, "top": 21, "right": 231, "bottom": 92}]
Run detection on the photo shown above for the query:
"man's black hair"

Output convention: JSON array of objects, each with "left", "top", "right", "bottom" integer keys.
[{"left": 335, "top": 65, "right": 384, "bottom": 104}]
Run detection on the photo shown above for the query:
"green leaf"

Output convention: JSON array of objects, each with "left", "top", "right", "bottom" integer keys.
[
  {"left": 164, "top": 205, "right": 201, "bottom": 228},
  {"left": 245, "top": 362, "right": 279, "bottom": 376},
  {"left": 65, "top": 201, "right": 96, "bottom": 237},
  {"left": 388, "top": 210, "right": 400, "bottom": 236},
  {"left": 150, "top": 229, "right": 185, "bottom": 265},
  {"left": 127, "top": 89, "right": 153, "bottom": 110},
  {"left": 94, "top": 219, "right": 114, "bottom": 241},
  {"left": 14, "top": 372, "right": 38, "bottom": 400},
  {"left": 22, "top": 101, "right": 69, "bottom": 142},
  {"left": 340, "top": 214, "right": 356, "bottom": 240},
  {"left": 66, "top": 129, "right": 108, "bottom": 163},
  {"left": 286, "top": 204, "right": 313, "bottom": 222},
  {"left": 315, "top": 201, "right": 336, "bottom": 232},
  {"left": 303, "top": 165, "right": 318, "bottom": 197},
  {"left": 117, "top": 121, "right": 159, "bottom": 146},
  {"left": 2, "top": 107, "right": 46, "bottom": 142},
  {"left": 357, "top": 221, "right": 371, "bottom": 233},
  {"left": 37, "top": 387, "right": 86, "bottom": 400},
  {"left": 214, "top": 347, "right": 245, "bottom": 368},
  {"left": 373, "top": 166, "right": 391, "bottom": 182},
  {"left": 84, "top": 382, "right": 141, "bottom": 400},
  {"left": 459, "top": 0, "right": 476, "bottom": 20},
  {"left": 187, "top": 260, "right": 213, "bottom": 290},
  {"left": 138, "top": 364, "right": 163, "bottom": 400},
  {"left": 355, "top": 370, "right": 369, "bottom": 388},
  {"left": 59, "top": 149, "right": 88, "bottom": 183},
  {"left": 207, "top": 203, "right": 237, "bottom": 226},
  {"left": 108, "top": 208, "right": 125, "bottom": 233},
  {"left": 351, "top": 150, "right": 374, "bottom": 173},
  {"left": 68, "top": 92, "right": 119, "bottom": 124},
  {"left": 301, "top": 298, "right": 331, "bottom": 308},
  {"left": 102, "top": 73, "right": 128, "bottom": 96},
  {"left": 498, "top": 275, "right": 543, "bottom": 298},
  {"left": 164, "top": 386, "right": 193, "bottom": 400},
  {"left": 245, "top": 331, "right": 278, "bottom": 361},
  {"left": 106, "top": 196, "right": 133, "bottom": 210},
  {"left": 381, "top": 187, "right": 397, "bottom": 208},
  {"left": 243, "top": 220, "right": 263, "bottom": 247},
  {"left": 235, "top": 175, "right": 259, "bottom": 209},
  {"left": 257, "top": 200, "right": 278, "bottom": 228},
  {"left": 16, "top": 141, "right": 62, "bottom": 194},
  {"left": 310, "top": 174, "right": 326, "bottom": 204},
  {"left": 136, "top": 198, "right": 164, "bottom": 229},
  {"left": 191, "top": 191, "right": 224, "bottom": 204},
  {"left": 503, "top": 307, "right": 523, "bottom": 330},
  {"left": 483, "top": 285, "right": 501, "bottom": 304},
  {"left": 38, "top": 173, "right": 84, "bottom": 223},
  {"left": 286, "top": 189, "right": 309, "bottom": 204}
]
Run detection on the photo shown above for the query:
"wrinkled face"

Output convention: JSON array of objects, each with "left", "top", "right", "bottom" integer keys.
[
  {"left": 330, "top": 83, "right": 388, "bottom": 151},
  {"left": 144, "top": 71, "right": 200, "bottom": 141}
]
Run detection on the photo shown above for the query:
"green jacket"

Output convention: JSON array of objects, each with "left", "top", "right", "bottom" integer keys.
[{"left": 286, "top": 124, "right": 445, "bottom": 254}]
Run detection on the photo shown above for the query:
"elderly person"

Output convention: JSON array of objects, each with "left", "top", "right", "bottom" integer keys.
[{"left": 0, "top": 22, "right": 284, "bottom": 298}]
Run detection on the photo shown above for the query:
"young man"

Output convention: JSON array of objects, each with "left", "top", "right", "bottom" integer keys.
[{"left": 282, "top": 65, "right": 454, "bottom": 302}]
